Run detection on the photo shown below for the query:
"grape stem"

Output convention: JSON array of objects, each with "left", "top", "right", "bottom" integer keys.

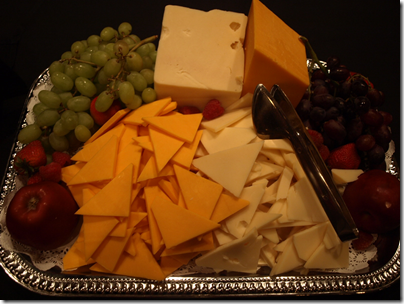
[
  {"left": 129, "top": 35, "right": 158, "bottom": 53},
  {"left": 299, "top": 36, "right": 328, "bottom": 76}
]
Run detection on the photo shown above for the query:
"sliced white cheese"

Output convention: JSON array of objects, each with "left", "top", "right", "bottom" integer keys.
[
  {"left": 260, "top": 179, "right": 280, "bottom": 204},
  {"left": 192, "top": 141, "right": 263, "bottom": 197},
  {"left": 201, "top": 127, "right": 257, "bottom": 155},
  {"left": 262, "top": 139, "right": 294, "bottom": 153},
  {"left": 292, "top": 222, "right": 328, "bottom": 261},
  {"left": 323, "top": 221, "right": 341, "bottom": 249},
  {"left": 223, "top": 183, "right": 265, "bottom": 238},
  {"left": 245, "top": 161, "right": 284, "bottom": 185},
  {"left": 195, "top": 229, "right": 263, "bottom": 273},
  {"left": 331, "top": 169, "right": 364, "bottom": 185},
  {"left": 258, "top": 228, "right": 279, "bottom": 244},
  {"left": 270, "top": 237, "right": 304, "bottom": 276},
  {"left": 244, "top": 210, "right": 282, "bottom": 235},
  {"left": 225, "top": 92, "right": 253, "bottom": 112},
  {"left": 213, "top": 227, "right": 237, "bottom": 246},
  {"left": 260, "top": 243, "right": 278, "bottom": 268},
  {"left": 229, "top": 113, "right": 255, "bottom": 129},
  {"left": 276, "top": 166, "right": 294, "bottom": 201},
  {"left": 200, "top": 107, "right": 252, "bottom": 133},
  {"left": 304, "top": 241, "right": 349, "bottom": 269},
  {"left": 259, "top": 148, "right": 285, "bottom": 167}
]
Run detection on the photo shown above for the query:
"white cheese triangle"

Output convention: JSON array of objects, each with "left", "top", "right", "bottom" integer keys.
[{"left": 192, "top": 141, "right": 263, "bottom": 197}]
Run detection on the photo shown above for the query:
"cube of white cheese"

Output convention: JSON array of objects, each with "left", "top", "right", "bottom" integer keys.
[{"left": 154, "top": 5, "right": 248, "bottom": 110}]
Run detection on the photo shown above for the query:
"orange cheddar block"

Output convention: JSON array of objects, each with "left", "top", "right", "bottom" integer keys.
[
  {"left": 68, "top": 135, "right": 119, "bottom": 186},
  {"left": 142, "top": 113, "right": 203, "bottom": 143},
  {"left": 242, "top": 0, "right": 309, "bottom": 107},
  {"left": 149, "top": 125, "right": 184, "bottom": 173},
  {"left": 85, "top": 108, "right": 130, "bottom": 145},
  {"left": 121, "top": 97, "right": 172, "bottom": 126},
  {"left": 210, "top": 193, "right": 250, "bottom": 223},
  {"left": 151, "top": 195, "right": 220, "bottom": 249},
  {"left": 174, "top": 164, "right": 223, "bottom": 219},
  {"left": 75, "top": 164, "right": 133, "bottom": 217}
]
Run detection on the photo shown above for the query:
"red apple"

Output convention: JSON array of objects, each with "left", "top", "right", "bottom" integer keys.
[
  {"left": 6, "top": 181, "right": 80, "bottom": 250},
  {"left": 90, "top": 96, "right": 122, "bottom": 126},
  {"left": 343, "top": 169, "right": 400, "bottom": 234}
]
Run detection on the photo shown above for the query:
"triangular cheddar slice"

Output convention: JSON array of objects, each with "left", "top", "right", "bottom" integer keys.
[
  {"left": 174, "top": 164, "right": 222, "bottom": 219},
  {"left": 210, "top": 193, "right": 250, "bottom": 223},
  {"left": 192, "top": 141, "right": 264, "bottom": 197},
  {"left": 149, "top": 125, "right": 184, "bottom": 173},
  {"left": 171, "top": 130, "right": 203, "bottom": 170},
  {"left": 82, "top": 215, "right": 119, "bottom": 260},
  {"left": 151, "top": 195, "right": 220, "bottom": 249},
  {"left": 160, "top": 101, "right": 177, "bottom": 115},
  {"left": 161, "top": 232, "right": 215, "bottom": 257},
  {"left": 115, "top": 142, "right": 143, "bottom": 181},
  {"left": 142, "top": 113, "right": 203, "bottom": 143},
  {"left": 118, "top": 124, "right": 138, "bottom": 152},
  {"left": 68, "top": 135, "right": 119, "bottom": 185},
  {"left": 107, "top": 233, "right": 166, "bottom": 281},
  {"left": 75, "top": 164, "right": 133, "bottom": 217},
  {"left": 121, "top": 97, "right": 172, "bottom": 126}
]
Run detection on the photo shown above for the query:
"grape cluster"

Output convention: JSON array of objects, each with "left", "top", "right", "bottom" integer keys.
[
  {"left": 18, "top": 22, "right": 158, "bottom": 154},
  {"left": 296, "top": 55, "right": 393, "bottom": 170}
]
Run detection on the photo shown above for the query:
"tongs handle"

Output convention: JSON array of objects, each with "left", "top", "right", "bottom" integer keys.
[{"left": 252, "top": 84, "right": 359, "bottom": 242}]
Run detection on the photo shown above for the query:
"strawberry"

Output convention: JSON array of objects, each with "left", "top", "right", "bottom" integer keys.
[
  {"left": 318, "top": 144, "right": 330, "bottom": 161},
  {"left": 352, "top": 230, "right": 374, "bottom": 251},
  {"left": 178, "top": 106, "right": 201, "bottom": 115},
  {"left": 52, "top": 151, "right": 72, "bottom": 167},
  {"left": 307, "top": 129, "right": 324, "bottom": 148},
  {"left": 39, "top": 162, "right": 62, "bottom": 183},
  {"left": 27, "top": 173, "right": 43, "bottom": 185},
  {"left": 202, "top": 99, "right": 225, "bottom": 120},
  {"left": 13, "top": 140, "right": 47, "bottom": 176},
  {"left": 326, "top": 143, "right": 361, "bottom": 169}
]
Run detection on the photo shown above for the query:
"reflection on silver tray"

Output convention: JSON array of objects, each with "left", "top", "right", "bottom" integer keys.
[{"left": 0, "top": 68, "right": 400, "bottom": 297}]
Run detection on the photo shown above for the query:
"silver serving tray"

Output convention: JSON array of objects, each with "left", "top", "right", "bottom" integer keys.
[{"left": 0, "top": 68, "right": 400, "bottom": 297}]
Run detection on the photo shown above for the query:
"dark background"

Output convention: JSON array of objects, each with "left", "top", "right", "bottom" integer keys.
[{"left": 0, "top": 0, "right": 400, "bottom": 300}]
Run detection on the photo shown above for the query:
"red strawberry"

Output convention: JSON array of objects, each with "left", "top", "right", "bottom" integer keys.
[
  {"left": 307, "top": 129, "right": 324, "bottom": 148},
  {"left": 202, "top": 99, "right": 225, "bottom": 120},
  {"left": 318, "top": 144, "right": 330, "bottom": 161},
  {"left": 39, "top": 162, "right": 62, "bottom": 183},
  {"left": 13, "top": 140, "right": 47, "bottom": 176},
  {"left": 326, "top": 143, "right": 361, "bottom": 169},
  {"left": 52, "top": 151, "right": 72, "bottom": 167},
  {"left": 178, "top": 106, "right": 201, "bottom": 115},
  {"left": 352, "top": 230, "right": 374, "bottom": 251},
  {"left": 27, "top": 172, "right": 43, "bottom": 185}
]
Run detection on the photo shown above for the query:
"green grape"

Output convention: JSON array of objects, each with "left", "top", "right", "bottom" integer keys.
[
  {"left": 141, "top": 56, "right": 154, "bottom": 70},
  {"left": 91, "top": 50, "right": 111, "bottom": 67},
  {"left": 114, "top": 40, "right": 129, "bottom": 57},
  {"left": 104, "top": 43, "right": 116, "bottom": 58},
  {"left": 149, "top": 50, "right": 157, "bottom": 63},
  {"left": 49, "top": 61, "right": 65, "bottom": 76},
  {"left": 94, "top": 82, "right": 107, "bottom": 95},
  {"left": 118, "top": 81, "right": 135, "bottom": 104},
  {"left": 98, "top": 42, "right": 107, "bottom": 51},
  {"left": 81, "top": 39, "right": 88, "bottom": 48},
  {"left": 118, "top": 22, "right": 132, "bottom": 37},
  {"left": 77, "top": 111, "right": 94, "bottom": 129},
  {"left": 51, "top": 71, "right": 74, "bottom": 92},
  {"left": 95, "top": 91, "right": 114, "bottom": 112},
  {"left": 103, "top": 58, "right": 122, "bottom": 77},
  {"left": 140, "top": 69, "right": 154, "bottom": 85},
  {"left": 73, "top": 62, "right": 96, "bottom": 79},
  {"left": 38, "top": 90, "right": 63, "bottom": 108},
  {"left": 127, "top": 71, "right": 147, "bottom": 92},
  {"left": 96, "top": 68, "right": 109, "bottom": 85},
  {"left": 136, "top": 43, "right": 152, "bottom": 57},
  {"left": 18, "top": 123, "right": 42, "bottom": 144},
  {"left": 61, "top": 51, "right": 73, "bottom": 60},
  {"left": 36, "top": 109, "right": 61, "bottom": 127},
  {"left": 142, "top": 88, "right": 157, "bottom": 104},
  {"left": 80, "top": 51, "right": 92, "bottom": 61},
  {"left": 64, "top": 63, "right": 78, "bottom": 82},
  {"left": 67, "top": 96, "right": 91, "bottom": 112},
  {"left": 33, "top": 102, "right": 49, "bottom": 116},
  {"left": 126, "top": 52, "right": 143, "bottom": 71},
  {"left": 74, "top": 125, "right": 92, "bottom": 142},
  {"left": 86, "top": 45, "right": 99, "bottom": 54},
  {"left": 125, "top": 94, "right": 142, "bottom": 110},
  {"left": 61, "top": 110, "right": 79, "bottom": 130},
  {"left": 53, "top": 119, "right": 70, "bottom": 136},
  {"left": 100, "top": 26, "right": 116, "bottom": 42},
  {"left": 59, "top": 92, "right": 73, "bottom": 108},
  {"left": 49, "top": 132, "right": 69, "bottom": 151},
  {"left": 71, "top": 41, "right": 86, "bottom": 57},
  {"left": 87, "top": 34, "right": 101, "bottom": 46},
  {"left": 146, "top": 42, "right": 156, "bottom": 53},
  {"left": 75, "top": 76, "right": 97, "bottom": 97},
  {"left": 40, "top": 135, "right": 54, "bottom": 154},
  {"left": 127, "top": 34, "right": 141, "bottom": 45}
]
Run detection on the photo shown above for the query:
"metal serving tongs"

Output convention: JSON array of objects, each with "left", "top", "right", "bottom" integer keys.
[{"left": 252, "top": 84, "right": 359, "bottom": 242}]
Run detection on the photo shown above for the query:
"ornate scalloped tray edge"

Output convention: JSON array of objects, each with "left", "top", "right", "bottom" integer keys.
[{"left": 0, "top": 68, "right": 400, "bottom": 297}]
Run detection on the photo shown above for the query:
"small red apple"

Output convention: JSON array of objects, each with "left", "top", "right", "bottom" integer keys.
[
  {"left": 343, "top": 169, "right": 400, "bottom": 234},
  {"left": 6, "top": 181, "right": 80, "bottom": 250},
  {"left": 90, "top": 96, "right": 122, "bottom": 126}
]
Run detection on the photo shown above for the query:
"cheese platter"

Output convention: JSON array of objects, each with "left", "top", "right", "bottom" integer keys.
[{"left": 0, "top": 0, "right": 400, "bottom": 299}]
